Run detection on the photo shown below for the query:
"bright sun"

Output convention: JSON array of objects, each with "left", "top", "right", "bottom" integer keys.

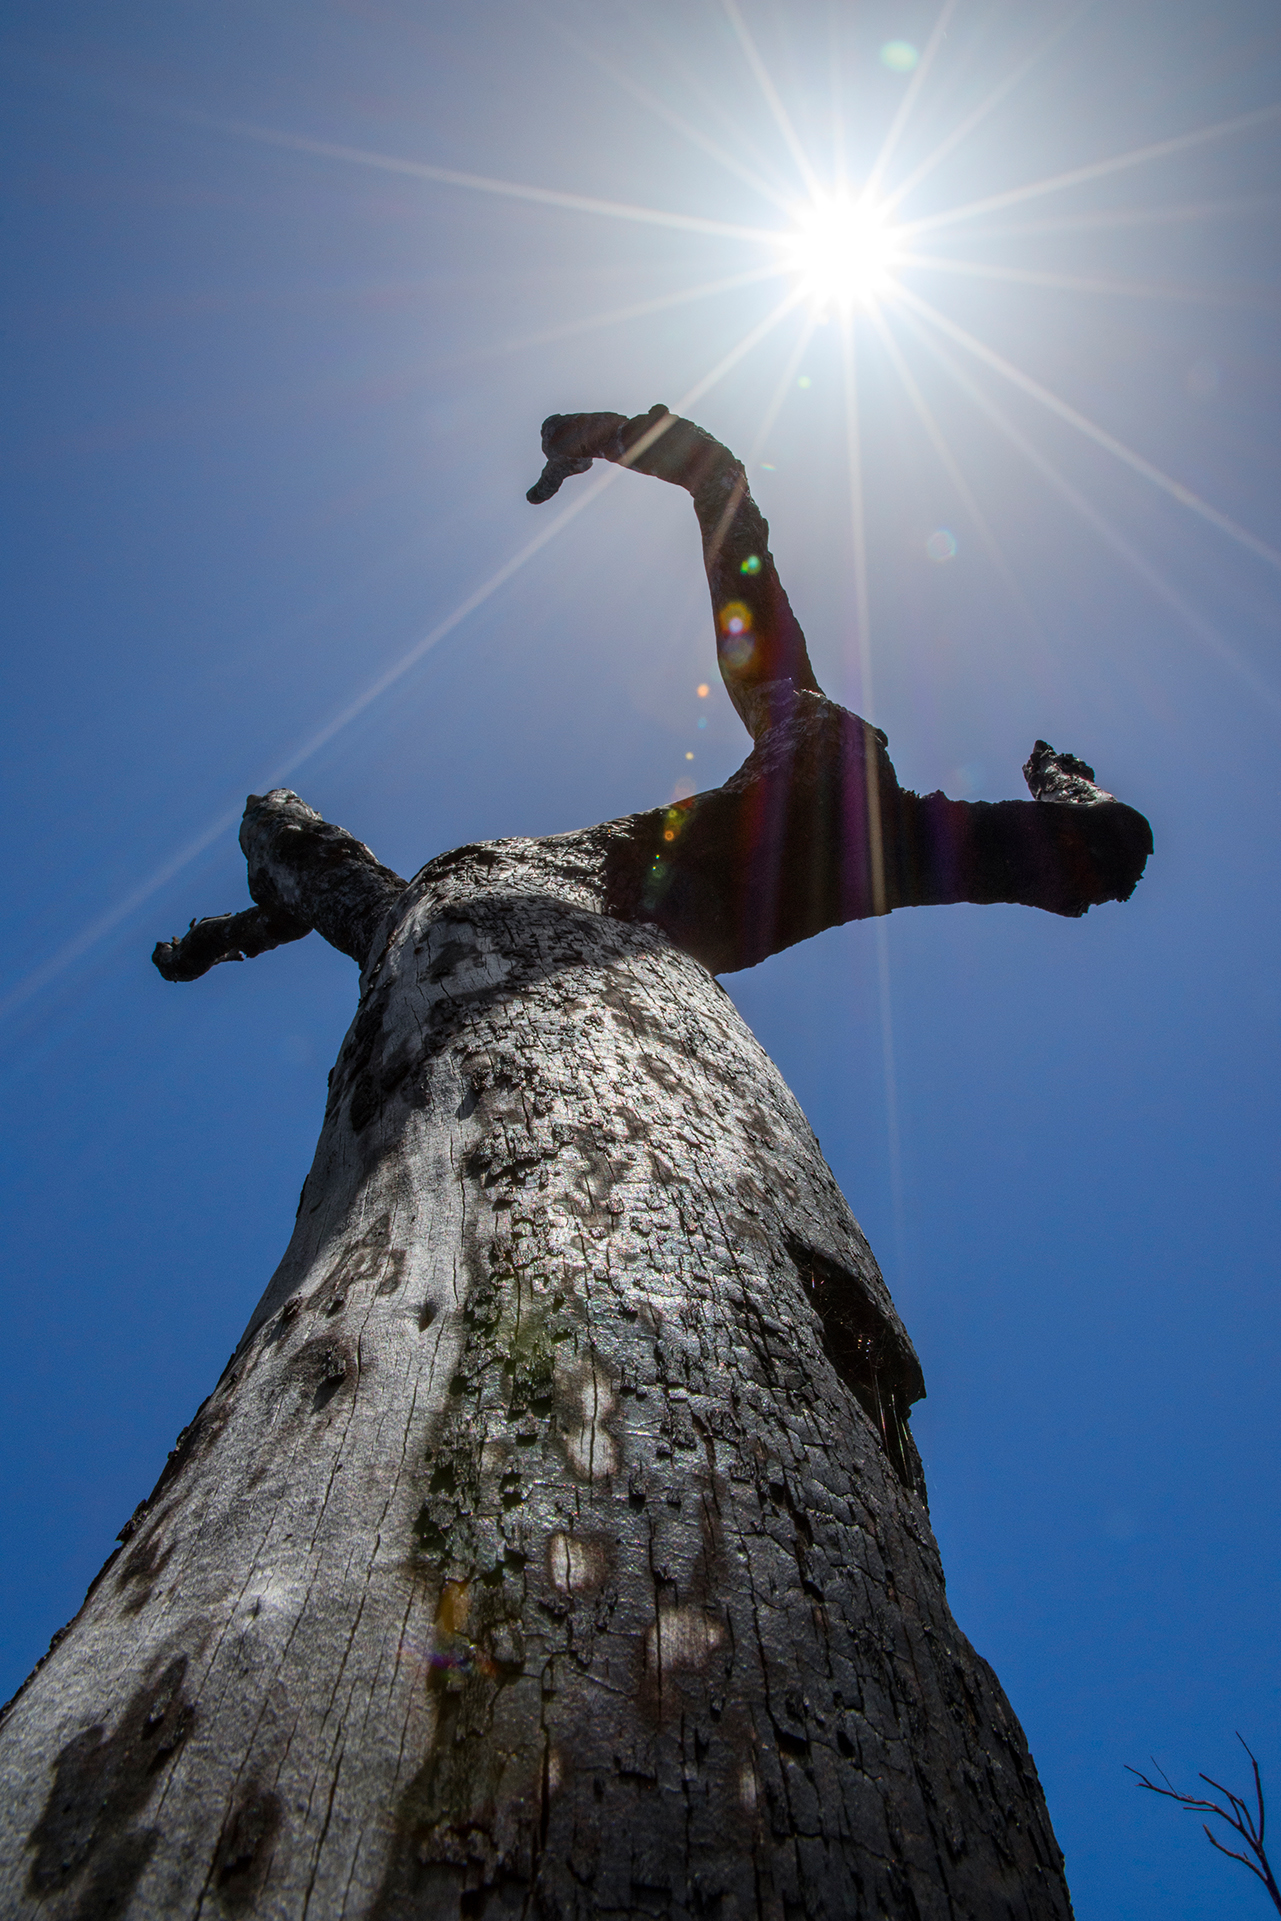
[{"left": 786, "top": 194, "right": 901, "bottom": 310}]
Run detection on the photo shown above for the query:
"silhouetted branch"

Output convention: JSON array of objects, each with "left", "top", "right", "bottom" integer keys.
[
  {"left": 1129, "top": 1737, "right": 1281, "bottom": 1912},
  {"left": 530, "top": 405, "right": 820, "bottom": 737},
  {"left": 604, "top": 696, "right": 1152, "bottom": 973}
]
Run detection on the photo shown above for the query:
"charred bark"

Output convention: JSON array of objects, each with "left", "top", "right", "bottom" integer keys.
[
  {"left": 154, "top": 791, "right": 407, "bottom": 983},
  {"left": 0, "top": 410, "right": 1151, "bottom": 1920}
]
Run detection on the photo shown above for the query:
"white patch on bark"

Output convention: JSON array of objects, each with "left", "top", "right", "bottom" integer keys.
[
  {"left": 548, "top": 1534, "right": 607, "bottom": 1594},
  {"left": 649, "top": 1608, "right": 724, "bottom": 1675}
]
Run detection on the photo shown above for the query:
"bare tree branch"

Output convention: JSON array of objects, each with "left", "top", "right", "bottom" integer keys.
[
  {"left": 604, "top": 699, "right": 1152, "bottom": 974},
  {"left": 153, "top": 905, "right": 310, "bottom": 982},
  {"left": 1129, "top": 1737, "right": 1281, "bottom": 1912},
  {"left": 530, "top": 404, "right": 821, "bottom": 737},
  {"left": 152, "top": 789, "right": 407, "bottom": 983}
]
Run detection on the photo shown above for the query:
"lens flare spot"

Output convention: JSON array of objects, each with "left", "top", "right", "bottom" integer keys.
[
  {"left": 697, "top": 682, "right": 710, "bottom": 696},
  {"left": 739, "top": 554, "right": 762, "bottom": 575},
  {"left": 880, "top": 40, "right": 919, "bottom": 71},
  {"left": 566, "top": 1418, "right": 618, "bottom": 1479},
  {"left": 926, "top": 528, "right": 958, "bottom": 563},
  {"left": 426, "top": 1645, "right": 495, "bottom": 1680},
  {"left": 697, "top": 717, "right": 707, "bottom": 729},
  {"left": 797, "top": 375, "right": 811, "bottom": 389},
  {"left": 953, "top": 762, "right": 984, "bottom": 798},
  {"left": 662, "top": 801, "right": 692, "bottom": 844},
  {"left": 437, "top": 1580, "right": 470, "bottom": 1635},
  {"left": 685, "top": 752, "right": 694, "bottom": 761},
  {"left": 719, "top": 600, "right": 753, "bottom": 636},
  {"left": 720, "top": 633, "right": 754, "bottom": 671}
]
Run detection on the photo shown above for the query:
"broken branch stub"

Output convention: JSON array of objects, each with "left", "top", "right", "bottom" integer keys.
[{"left": 152, "top": 904, "right": 309, "bottom": 983}]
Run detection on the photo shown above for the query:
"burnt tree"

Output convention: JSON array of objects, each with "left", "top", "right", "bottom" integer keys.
[{"left": 0, "top": 407, "right": 1151, "bottom": 1920}]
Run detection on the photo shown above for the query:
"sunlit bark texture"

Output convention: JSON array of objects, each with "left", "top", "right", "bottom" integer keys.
[{"left": 0, "top": 410, "right": 1152, "bottom": 1921}]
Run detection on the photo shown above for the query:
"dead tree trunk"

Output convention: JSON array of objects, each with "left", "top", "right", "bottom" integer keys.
[{"left": 0, "top": 409, "right": 1151, "bottom": 1921}]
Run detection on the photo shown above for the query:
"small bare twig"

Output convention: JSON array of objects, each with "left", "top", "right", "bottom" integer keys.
[{"left": 1128, "top": 1736, "right": 1281, "bottom": 1912}]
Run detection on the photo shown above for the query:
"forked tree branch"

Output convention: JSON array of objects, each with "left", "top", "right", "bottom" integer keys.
[{"left": 1129, "top": 1738, "right": 1281, "bottom": 1912}]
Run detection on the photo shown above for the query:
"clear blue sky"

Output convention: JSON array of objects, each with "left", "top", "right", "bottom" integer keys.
[{"left": 3, "top": 4, "right": 1279, "bottom": 1914}]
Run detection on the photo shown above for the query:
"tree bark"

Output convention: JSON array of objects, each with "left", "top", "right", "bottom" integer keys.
[{"left": 0, "top": 412, "right": 1149, "bottom": 1918}]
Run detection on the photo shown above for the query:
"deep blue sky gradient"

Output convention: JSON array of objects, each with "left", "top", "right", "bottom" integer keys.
[{"left": 3, "top": 5, "right": 1280, "bottom": 1915}]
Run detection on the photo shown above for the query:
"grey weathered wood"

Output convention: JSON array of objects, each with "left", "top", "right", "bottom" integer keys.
[{"left": 0, "top": 410, "right": 1150, "bottom": 1918}]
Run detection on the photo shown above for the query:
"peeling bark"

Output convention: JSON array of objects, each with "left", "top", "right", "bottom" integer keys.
[{"left": 0, "top": 412, "right": 1150, "bottom": 1919}]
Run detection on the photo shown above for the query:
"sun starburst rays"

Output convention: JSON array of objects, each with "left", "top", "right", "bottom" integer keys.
[
  {"left": 894, "top": 300, "right": 1281, "bottom": 714},
  {"left": 192, "top": 17, "right": 1279, "bottom": 617},
  {"left": 898, "top": 250, "right": 1273, "bottom": 310},
  {"left": 146, "top": 19, "right": 1281, "bottom": 705},
  {"left": 896, "top": 284, "right": 1281, "bottom": 572},
  {"left": 898, "top": 99, "right": 1281, "bottom": 241},
  {"left": 188, "top": 41, "right": 1277, "bottom": 621}
]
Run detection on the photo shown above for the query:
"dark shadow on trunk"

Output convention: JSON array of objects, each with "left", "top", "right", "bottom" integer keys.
[{"left": 789, "top": 1237, "right": 927, "bottom": 1498}]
